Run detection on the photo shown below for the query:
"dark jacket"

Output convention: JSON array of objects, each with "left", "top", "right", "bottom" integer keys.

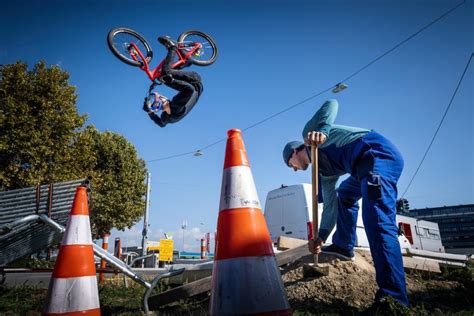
[{"left": 148, "top": 73, "right": 203, "bottom": 127}]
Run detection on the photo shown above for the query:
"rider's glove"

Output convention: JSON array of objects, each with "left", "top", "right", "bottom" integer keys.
[
  {"left": 143, "top": 98, "right": 152, "bottom": 114},
  {"left": 160, "top": 74, "right": 173, "bottom": 84}
]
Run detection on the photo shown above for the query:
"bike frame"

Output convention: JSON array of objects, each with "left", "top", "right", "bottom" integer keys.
[{"left": 128, "top": 42, "right": 203, "bottom": 82}]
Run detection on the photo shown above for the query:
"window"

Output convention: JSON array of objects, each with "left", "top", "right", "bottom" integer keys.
[
  {"left": 428, "top": 229, "right": 440, "bottom": 240},
  {"left": 415, "top": 226, "right": 428, "bottom": 237}
]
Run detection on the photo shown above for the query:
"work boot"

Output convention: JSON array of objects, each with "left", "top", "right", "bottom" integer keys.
[
  {"left": 321, "top": 244, "right": 355, "bottom": 261},
  {"left": 158, "top": 36, "right": 176, "bottom": 49}
]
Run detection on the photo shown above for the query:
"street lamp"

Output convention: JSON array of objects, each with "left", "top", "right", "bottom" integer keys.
[
  {"left": 332, "top": 83, "right": 348, "bottom": 93},
  {"left": 181, "top": 219, "right": 187, "bottom": 251}
]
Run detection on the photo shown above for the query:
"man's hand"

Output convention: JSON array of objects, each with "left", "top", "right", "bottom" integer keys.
[
  {"left": 305, "top": 131, "right": 327, "bottom": 146},
  {"left": 308, "top": 237, "right": 324, "bottom": 254},
  {"left": 143, "top": 98, "right": 152, "bottom": 114}
]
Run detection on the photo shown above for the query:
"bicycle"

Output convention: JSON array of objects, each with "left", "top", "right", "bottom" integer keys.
[{"left": 107, "top": 27, "right": 218, "bottom": 84}]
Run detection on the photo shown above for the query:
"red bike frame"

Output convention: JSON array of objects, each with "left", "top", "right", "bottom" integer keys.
[{"left": 128, "top": 42, "right": 203, "bottom": 82}]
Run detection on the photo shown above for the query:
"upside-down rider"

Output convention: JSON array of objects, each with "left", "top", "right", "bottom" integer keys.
[
  {"left": 282, "top": 99, "right": 409, "bottom": 308},
  {"left": 143, "top": 36, "right": 203, "bottom": 127}
]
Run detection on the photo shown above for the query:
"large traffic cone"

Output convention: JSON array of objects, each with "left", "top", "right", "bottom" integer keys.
[
  {"left": 43, "top": 186, "right": 100, "bottom": 315},
  {"left": 210, "top": 129, "right": 291, "bottom": 315}
]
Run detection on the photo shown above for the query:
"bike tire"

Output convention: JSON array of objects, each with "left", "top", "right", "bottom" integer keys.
[
  {"left": 107, "top": 27, "right": 153, "bottom": 67},
  {"left": 177, "top": 30, "right": 218, "bottom": 66}
]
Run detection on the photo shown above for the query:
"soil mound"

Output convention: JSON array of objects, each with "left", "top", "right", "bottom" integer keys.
[{"left": 281, "top": 249, "right": 473, "bottom": 314}]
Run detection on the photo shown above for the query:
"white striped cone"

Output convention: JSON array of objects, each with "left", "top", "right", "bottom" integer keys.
[
  {"left": 210, "top": 129, "right": 292, "bottom": 315},
  {"left": 201, "top": 238, "right": 207, "bottom": 259},
  {"left": 43, "top": 186, "right": 100, "bottom": 315}
]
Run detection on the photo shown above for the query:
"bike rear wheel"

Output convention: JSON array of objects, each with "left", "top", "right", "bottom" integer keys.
[
  {"left": 107, "top": 28, "right": 153, "bottom": 67},
  {"left": 178, "top": 30, "right": 218, "bottom": 66}
]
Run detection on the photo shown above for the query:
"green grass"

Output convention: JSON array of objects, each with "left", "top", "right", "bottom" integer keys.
[
  {"left": 98, "top": 282, "right": 145, "bottom": 314},
  {"left": 1, "top": 271, "right": 473, "bottom": 315},
  {"left": 0, "top": 278, "right": 201, "bottom": 315},
  {"left": 0, "top": 285, "right": 46, "bottom": 313}
]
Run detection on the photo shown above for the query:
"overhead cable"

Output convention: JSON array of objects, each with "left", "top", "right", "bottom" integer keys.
[
  {"left": 146, "top": 0, "right": 466, "bottom": 163},
  {"left": 401, "top": 52, "right": 473, "bottom": 198}
]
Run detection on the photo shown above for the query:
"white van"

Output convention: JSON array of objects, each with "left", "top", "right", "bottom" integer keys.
[
  {"left": 397, "top": 217, "right": 444, "bottom": 252},
  {"left": 264, "top": 183, "right": 444, "bottom": 252}
]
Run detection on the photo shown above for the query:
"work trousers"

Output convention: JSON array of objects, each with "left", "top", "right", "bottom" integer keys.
[{"left": 332, "top": 133, "right": 409, "bottom": 306}]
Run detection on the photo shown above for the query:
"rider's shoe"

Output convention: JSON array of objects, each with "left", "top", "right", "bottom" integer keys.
[{"left": 158, "top": 36, "right": 176, "bottom": 49}]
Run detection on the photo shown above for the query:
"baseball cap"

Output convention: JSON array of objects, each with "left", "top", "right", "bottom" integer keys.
[{"left": 282, "top": 141, "right": 304, "bottom": 166}]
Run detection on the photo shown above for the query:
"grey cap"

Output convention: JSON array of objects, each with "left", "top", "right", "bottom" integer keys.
[{"left": 283, "top": 141, "right": 304, "bottom": 166}]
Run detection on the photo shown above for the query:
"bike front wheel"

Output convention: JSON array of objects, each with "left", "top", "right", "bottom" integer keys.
[
  {"left": 107, "top": 28, "right": 153, "bottom": 67},
  {"left": 178, "top": 30, "right": 218, "bottom": 66}
]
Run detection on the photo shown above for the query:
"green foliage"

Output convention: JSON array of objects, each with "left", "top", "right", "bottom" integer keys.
[
  {"left": 81, "top": 126, "right": 147, "bottom": 237},
  {"left": 0, "top": 61, "right": 88, "bottom": 189},
  {"left": 26, "top": 257, "right": 54, "bottom": 269},
  {"left": 0, "top": 61, "right": 147, "bottom": 237},
  {"left": 441, "top": 264, "right": 474, "bottom": 285}
]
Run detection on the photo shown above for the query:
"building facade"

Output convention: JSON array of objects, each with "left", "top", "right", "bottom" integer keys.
[{"left": 404, "top": 204, "right": 474, "bottom": 255}]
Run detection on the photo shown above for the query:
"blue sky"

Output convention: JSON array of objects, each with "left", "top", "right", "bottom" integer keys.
[{"left": 2, "top": 0, "right": 473, "bottom": 252}]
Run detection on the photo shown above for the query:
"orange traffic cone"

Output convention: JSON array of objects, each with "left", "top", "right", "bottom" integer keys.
[
  {"left": 210, "top": 129, "right": 292, "bottom": 315},
  {"left": 43, "top": 186, "right": 100, "bottom": 315}
]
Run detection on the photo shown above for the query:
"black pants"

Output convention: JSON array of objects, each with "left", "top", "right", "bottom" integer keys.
[
  {"left": 157, "top": 49, "right": 203, "bottom": 124},
  {"left": 161, "top": 49, "right": 202, "bottom": 93}
]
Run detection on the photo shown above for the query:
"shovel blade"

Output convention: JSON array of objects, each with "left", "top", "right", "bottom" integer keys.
[{"left": 302, "top": 262, "right": 330, "bottom": 278}]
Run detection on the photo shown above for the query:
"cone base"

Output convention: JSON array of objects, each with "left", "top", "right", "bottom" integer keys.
[
  {"left": 44, "top": 308, "right": 100, "bottom": 315},
  {"left": 210, "top": 256, "right": 290, "bottom": 314},
  {"left": 44, "top": 276, "right": 100, "bottom": 314}
]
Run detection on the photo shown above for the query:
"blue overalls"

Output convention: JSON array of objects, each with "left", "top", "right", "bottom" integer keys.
[{"left": 303, "top": 99, "right": 409, "bottom": 306}]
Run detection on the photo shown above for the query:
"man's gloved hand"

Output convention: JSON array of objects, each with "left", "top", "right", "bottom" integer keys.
[
  {"left": 143, "top": 98, "right": 152, "bottom": 113},
  {"left": 160, "top": 74, "right": 173, "bottom": 84},
  {"left": 308, "top": 237, "right": 324, "bottom": 254}
]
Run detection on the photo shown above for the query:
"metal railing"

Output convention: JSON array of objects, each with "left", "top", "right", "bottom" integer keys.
[
  {"left": 0, "top": 179, "right": 88, "bottom": 267},
  {"left": 0, "top": 179, "right": 185, "bottom": 311}
]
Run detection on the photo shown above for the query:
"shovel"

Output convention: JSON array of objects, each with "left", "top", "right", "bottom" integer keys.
[{"left": 302, "top": 144, "right": 330, "bottom": 277}]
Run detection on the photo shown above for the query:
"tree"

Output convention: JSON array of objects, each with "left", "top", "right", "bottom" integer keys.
[
  {"left": 80, "top": 126, "right": 147, "bottom": 237},
  {"left": 0, "top": 61, "right": 89, "bottom": 189},
  {"left": 0, "top": 61, "right": 147, "bottom": 238}
]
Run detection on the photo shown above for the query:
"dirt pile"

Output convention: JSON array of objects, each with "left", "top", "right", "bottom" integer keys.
[
  {"left": 283, "top": 249, "right": 377, "bottom": 313},
  {"left": 280, "top": 249, "right": 474, "bottom": 314}
]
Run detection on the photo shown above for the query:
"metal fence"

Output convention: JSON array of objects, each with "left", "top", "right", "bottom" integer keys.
[{"left": 0, "top": 179, "right": 87, "bottom": 267}]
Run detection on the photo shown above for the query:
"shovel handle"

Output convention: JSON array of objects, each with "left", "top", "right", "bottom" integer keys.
[{"left": 311, "top": 145, "right": 319, "bottom": 264}]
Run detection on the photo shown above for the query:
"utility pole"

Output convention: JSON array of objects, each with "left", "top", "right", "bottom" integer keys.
[
  {"left": 181, "top": 219, "right": 187, "bottom": 252},
  {"left": 141, "top": 173, "right": 151, "bottom": 258}
]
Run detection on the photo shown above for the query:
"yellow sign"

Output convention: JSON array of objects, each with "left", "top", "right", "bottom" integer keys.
[
  {"left": 147, "top": 245, "right": 160, "bottom": 251},
  {"left": 159, "top": 239, "right": 174, "bottom": 262}
]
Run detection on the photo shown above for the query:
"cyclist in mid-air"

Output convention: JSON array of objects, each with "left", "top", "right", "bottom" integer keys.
[{"left": 143, "top": 36, "right": 203, "bottom": 127}]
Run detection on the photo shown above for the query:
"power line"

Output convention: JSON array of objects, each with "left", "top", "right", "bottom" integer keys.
[
  {"left": 147, "top": 150, "right": 196, "bottom": 163},
  {"left": 146, "top": 0, "right": 466, "bottom": 163},
  {"left": 401, "top": 52, "right": 473, "bottom": 198},
  {"left": 340, "top": 0, "right": 466, "bottom": 84},
  {"left": 147, "top": 85, "right": 334, "bottom": 162}
]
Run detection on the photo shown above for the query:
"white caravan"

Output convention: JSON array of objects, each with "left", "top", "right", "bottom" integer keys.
[{"left": 264, "top": 184, "right": 444, "bottom": 252}]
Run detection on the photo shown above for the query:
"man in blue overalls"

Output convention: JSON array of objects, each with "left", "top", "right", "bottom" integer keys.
[{"left": 282, "top": 99, "right": 409, "bottom": 307}]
